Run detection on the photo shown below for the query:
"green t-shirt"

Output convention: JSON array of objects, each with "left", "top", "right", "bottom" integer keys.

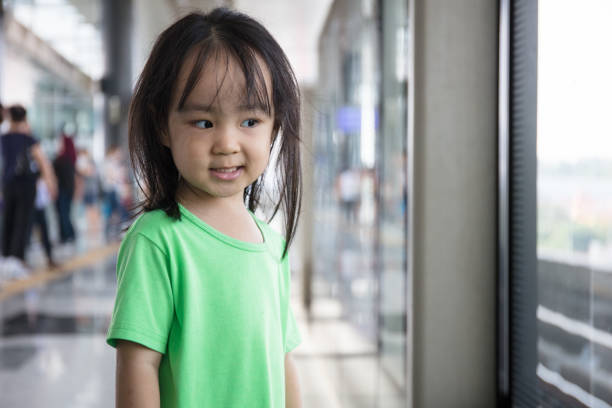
[{"left": 106, "top": 204, "right": 301, "bottom": 407}]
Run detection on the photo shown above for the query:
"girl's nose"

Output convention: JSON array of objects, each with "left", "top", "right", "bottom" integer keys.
[{"left": 212, "top": 126, "right": 240, "bottom": 155}]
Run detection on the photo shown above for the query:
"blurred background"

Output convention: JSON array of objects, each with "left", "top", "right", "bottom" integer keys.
[{"left": 0, "top": 0, "right": 610, "bottom": 407}]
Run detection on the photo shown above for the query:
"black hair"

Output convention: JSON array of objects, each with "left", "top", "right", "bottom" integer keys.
[
  {"left": 0, "top": 102, "right": 3, "bottom": 122},
  {"left": 9, "top": 105, "right": 27, "bottom": 122},
  {"left": 129, "top": 8, "right": 302, "bottom": 258}
]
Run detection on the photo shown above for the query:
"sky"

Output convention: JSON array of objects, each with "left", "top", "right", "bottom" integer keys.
[{"left": 537, "top": 0, "right": 612, "bottom": 164}]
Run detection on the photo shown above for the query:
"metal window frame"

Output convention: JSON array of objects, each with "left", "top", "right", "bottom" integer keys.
[
  {"left": 498, "top": 0, "right": 511, "bottom": 403},
  {"left": 499, "top": 0, "right": 539, "bottom": 406}
]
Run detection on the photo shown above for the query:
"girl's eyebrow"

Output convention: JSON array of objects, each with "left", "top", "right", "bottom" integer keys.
[{"left": 178, "top": 102, "right": 270, "bottom": 114}]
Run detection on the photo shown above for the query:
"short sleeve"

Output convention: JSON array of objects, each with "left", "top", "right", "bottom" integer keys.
[
  {"left": 281, "top": 256, "right": 302, "bottom": 353},
  {"left": 106, "top": 233, "right": 174, "bottom": 354}
]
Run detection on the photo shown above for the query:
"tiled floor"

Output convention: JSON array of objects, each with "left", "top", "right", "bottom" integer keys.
[
  {"left": 0, "top": 256, "right": 117, "bottom": 408},
  {"left": 0, "top": 236, "right": 407, "bottom": 408},
  {"left": 294, "top": 299, "right": 406, "bottom": 408}
]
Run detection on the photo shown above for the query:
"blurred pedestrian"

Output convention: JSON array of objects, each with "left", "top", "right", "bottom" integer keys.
[
  {"left": 31, "top": 177, "right": 57, "bottom": 268},
  {"left": 76, "top": 147, "right": 101, "bottom": 237},
  {"left": 336, "top": 166, "right": 361, "bottom": 223},
  {"left": 101, "top": 144, "right": 128, "bottom": 239},
  {"left": 1, "top": 105, "right": 57, "bottom": 268},
  {"left": 53, "top": 130, "right": 77, "bottom": 244}
]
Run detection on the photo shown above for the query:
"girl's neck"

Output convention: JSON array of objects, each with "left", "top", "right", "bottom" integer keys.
[{"left": 177, "top": 192, "right": 264, "bottom": 244}]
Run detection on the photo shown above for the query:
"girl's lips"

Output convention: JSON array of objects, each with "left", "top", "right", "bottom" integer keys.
[{"left": 209, "top": 166, "right": 243, "bottom": 180}]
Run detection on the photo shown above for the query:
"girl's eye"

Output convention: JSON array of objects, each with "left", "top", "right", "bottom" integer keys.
[
  {"left": 241, "top": 119, "right": 259, "bottom": 128},
  {"left": 194, "top": 120, "right": 213, "bottom": 129}
]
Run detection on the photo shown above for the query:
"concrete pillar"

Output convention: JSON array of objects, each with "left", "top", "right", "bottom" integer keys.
[
  {"left": 102, "top": 0, "right": 133, "bottom": 151},
  {"left": 410, "top": 0, "right": 498, "bottom": 406}
]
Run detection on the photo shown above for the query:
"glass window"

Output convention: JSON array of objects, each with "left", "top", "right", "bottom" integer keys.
[
  {"left": 314, "top": 0, "right": 379, "bottom": 345},
  {"left": 536, "top": 1, "right": 612, "bottom": 405},
  {"left": 505, "top": 1, "right": 612, "bottom": 405},
  {"left": 379, "top": 0, "right": 409, "bottom": 391},
  {"left": 312, "top": 0, "right": 408, "bottom": 406}
]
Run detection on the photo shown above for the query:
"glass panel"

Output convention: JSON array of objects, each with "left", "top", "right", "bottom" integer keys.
[
  {"left": 379, "top": 0, "right": 408, "bottom": 391},
  {"left": 312, "top": 0, "right": 408, "bottom": 405},
  {"left": 537, "top": 1, "right": 612, "bottom": 405},
  {"left": 314, "top": 0, "right": 379, "bottom": 344}
]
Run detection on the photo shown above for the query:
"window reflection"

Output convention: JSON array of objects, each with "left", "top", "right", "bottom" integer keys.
[
  {"left": 314, "top": 1, "right": 379, "bottom": 345},
  {"left": 379, "top": 0, "right": 408, "bottom": 391},
  {"left": 313, "top": 0, "right": 408, "bottom": 401}
]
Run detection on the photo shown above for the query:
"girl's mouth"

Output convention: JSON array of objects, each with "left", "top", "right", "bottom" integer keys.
[{"left": 210, "top": 166, "right": 244, "bottom": 180}]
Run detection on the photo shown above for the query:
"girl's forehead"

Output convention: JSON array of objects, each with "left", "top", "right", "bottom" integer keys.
[{"left": 173, "top": 48, "right": 273, "bottom": 110}]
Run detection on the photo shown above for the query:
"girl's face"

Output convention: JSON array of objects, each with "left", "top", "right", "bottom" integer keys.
[{"left": 166, "top": 51, "right": 274, "bottom": 208}]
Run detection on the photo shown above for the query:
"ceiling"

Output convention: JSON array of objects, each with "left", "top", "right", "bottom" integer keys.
[{"left": 66, "top": 0, "right": 334, "bottom": 85}]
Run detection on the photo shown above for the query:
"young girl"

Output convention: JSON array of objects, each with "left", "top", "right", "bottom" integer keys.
[{"left": 106, "top": 8, "right": 302, "bottom": 407}]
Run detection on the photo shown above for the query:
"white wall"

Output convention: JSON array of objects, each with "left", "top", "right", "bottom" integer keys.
[
  {"left": 131, "top": 0, "right": 233, "bottom": 88},
  {"left": 131, "top": 0, "right": 177, "bottom": 87}
]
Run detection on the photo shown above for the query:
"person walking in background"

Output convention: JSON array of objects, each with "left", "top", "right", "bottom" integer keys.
[
  {"left": 1, "top": 105, "right": 57, "bottom": 270},
  {"left": 336, "top": 166, "right": 361, "bottom": 224},
  {"left": 101, "top": 144, "right": 128, "bottom": 239},
  {"left": 31, "top": 176, "right": 57, "bottom": 268},
  {"left": 53, "top": 130, "right": 77, "bottom": 245},
  {"left": 75, "top": 147, "right": 101, "bottom": 238}
]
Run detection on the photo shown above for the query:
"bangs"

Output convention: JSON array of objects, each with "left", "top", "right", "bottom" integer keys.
[{"left": 177, "top": 39, "right": 273, "bottom": 116}]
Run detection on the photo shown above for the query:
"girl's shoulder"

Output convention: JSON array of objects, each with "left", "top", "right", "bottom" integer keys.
[{"left": 124, "top": 209, "right": 177, "bottom": 240}]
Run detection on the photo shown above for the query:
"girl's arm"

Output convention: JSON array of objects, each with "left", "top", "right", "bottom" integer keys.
[
  {"left": 285, "top": 352, "right": 302, "bottom": 408},
  {"left": 116, "top": 340, "right": 163, "bottom": 408}
]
